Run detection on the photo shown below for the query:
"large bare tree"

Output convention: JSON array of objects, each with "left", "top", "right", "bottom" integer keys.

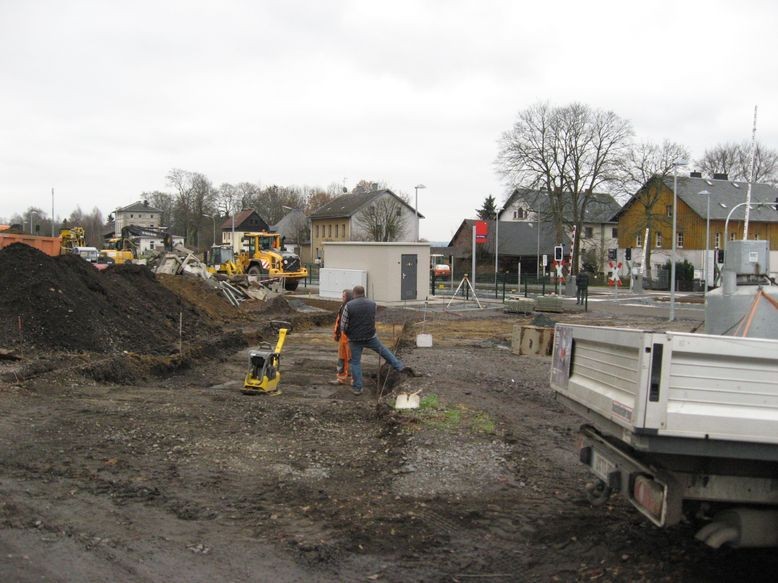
[
  {"left": 617, "top": 140, "right": 690, "bottom": 279},
  {"left": 696, "top": 141, "right": 778, "bottom": 184},
  {"left": 355, "top": 197, "right": 407, "bottom": 242},
  {"left": 497, "top": 102, "right": 632, "bottom": 273}
]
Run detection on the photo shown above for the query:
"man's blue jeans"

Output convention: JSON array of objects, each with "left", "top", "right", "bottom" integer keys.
[{"left": 349, "top": 335, "right": 404, "bottom": 390}]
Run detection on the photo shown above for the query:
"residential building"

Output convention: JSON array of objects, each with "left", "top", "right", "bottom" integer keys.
[
  {"left": 614, "top": 173, "right": 778, "bottom": 281},
  {"left": 447, "top": 218, "right": 559, "bottom": 280},
  {"left": 500, "top": 188, "right": 621, "bottom": 273},
  {"left": 309, "top": 190, "right": 422, "bottom": 264},
  {"left": 220, "top": 209, "right": 270, "bottom": 252},
  {"left": 113, "top": 200, "right": 163, "bottom": 233}
]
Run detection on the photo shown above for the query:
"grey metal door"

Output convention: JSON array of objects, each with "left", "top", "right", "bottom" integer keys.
[{"left": 401, "top": 254, "right": 417, "bottom": 300}]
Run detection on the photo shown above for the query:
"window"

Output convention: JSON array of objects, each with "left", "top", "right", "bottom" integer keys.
[
  {"left": 677, "top": 232, "right": 684, "bottom": 248},
  {"left": 584, "top": 226, "right": 593, "bottom": 239},
  {"left": 715, "top": 233, "right": 721, "bottom": 248},
  {"left": 665, "top": 205, "right": 673, "bottom": 217},
  {"left": 517, "top": 208, "right": 526, "bottom": 219},
  {"left": 729, "top": 232, "right": 736, "bottom": 241},
  {"left": 334, "top": 224, "right": 338, "bottom": 238},
  {"left": 328, "top": 224, "right": 332, "bottom": 237},
  {"left": 342, "top": 223, "right": 346, "bottom": 238},
  {"left": 754, "top": 232, "right": 760, "bottom": 240},
  {"left": 655, "top": 232, "right": 663, "bottom": 248},
  {"left": 635, "top": 234, "right": 642, "bottom": 248},
  {"left": 315, "top": 225, "right": 319, "bottom": 238},
  {"left": 611, "top": 227, "right": 618, "bottom": 238}
]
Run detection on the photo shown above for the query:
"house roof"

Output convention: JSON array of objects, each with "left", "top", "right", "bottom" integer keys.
[
  {"left": 220, "top": 209, "right": 269, "bottom": 231},
  {"left": 117, "top": 201, "right": 163, "bottom": 213},
  {"left": 501, "top": 188, "right": 621, "bottom": 223},
  {"left": 447, "top": 218, "right": 564, "bottom": 256},
  {"left": 664, "top": 175, "right": 778, "bottom": 222},
  {"left": 310, "top": 190, "right": 425, "bottom": 220},
  {"left": 271, "top": 209, "right": 308, "bottom": 240}
]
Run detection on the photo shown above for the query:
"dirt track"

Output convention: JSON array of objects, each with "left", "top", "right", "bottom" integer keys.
[{"left": 1, "top": 251, "right": 778, "bottom": 581}]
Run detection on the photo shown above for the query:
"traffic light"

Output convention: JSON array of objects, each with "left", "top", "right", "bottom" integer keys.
[
  {"left": 625, "top": 247, "right": 632, "bottom": 261},
  {"left": 716, "top": 249, "right": 725, "bottom": 263},
  {"left": 554, "top": 245, "right": 563, "bottom": 262},
  {"left": 607, "top": 248, "right": 617, "bottom": 261}
]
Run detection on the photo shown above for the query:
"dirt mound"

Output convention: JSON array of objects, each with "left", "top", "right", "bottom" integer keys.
[
  {"left": 156, "top": 274, "right": 240, "bottom": 323},
  {"left": 0, "top": 243, "right": 220, "bottom": 354}
]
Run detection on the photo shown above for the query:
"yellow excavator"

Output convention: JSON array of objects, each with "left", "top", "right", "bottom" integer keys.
[
  {"left": 208, "top": 232, "right": 308, "bottom": 291},
  {"left": 243, "top": 321, "right": 292, "bottom": 395},
  {"left": 59, "top": 226, "right": 86, "bottom": 252}
]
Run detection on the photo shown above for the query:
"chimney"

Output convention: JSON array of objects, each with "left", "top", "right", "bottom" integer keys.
[
  {"left": 690, "top": 171, "right": 702, "bottom": 178},
  {"left": 143, "top": 200, "right": 149, "bottom": 207},
  {"left": 713, "top": 173, "right": 728, "bottom": 181}
]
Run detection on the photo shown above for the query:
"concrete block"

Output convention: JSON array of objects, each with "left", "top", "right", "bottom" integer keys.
[
  {"left": 505, "top": 298, "right": 535, "bottom": 314},
  {"left": 512, "top": 325, "right": 554, "bottom": 356},
  {"left": 535, "top": 295, "right": 563, "bottom": 312}
]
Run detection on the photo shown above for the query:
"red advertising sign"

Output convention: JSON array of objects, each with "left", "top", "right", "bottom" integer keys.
[{"left": 474, "top": 220, "right": 488, "bottom": 243}]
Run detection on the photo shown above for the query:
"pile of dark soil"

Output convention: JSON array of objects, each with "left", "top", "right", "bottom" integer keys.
[{"left": 0, "top": 243, "right": 220, "bottom": 354}]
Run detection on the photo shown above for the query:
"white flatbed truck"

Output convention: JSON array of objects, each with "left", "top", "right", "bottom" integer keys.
[{"left": 550, "top": 323, "right": 778, "bottom": 548}]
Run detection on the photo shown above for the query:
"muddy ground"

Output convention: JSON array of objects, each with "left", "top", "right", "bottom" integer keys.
[{"left": 1, "top": 254, "right": 777, "bottom": 581}]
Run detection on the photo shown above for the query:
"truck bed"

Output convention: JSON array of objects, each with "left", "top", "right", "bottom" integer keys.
[{"left": 551, "top": 324, "right": 778, "bottom": 458}]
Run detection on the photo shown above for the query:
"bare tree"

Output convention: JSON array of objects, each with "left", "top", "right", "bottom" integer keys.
[
  {"left": 497, "top": 102, "right": 632, "bottom": 273},
  {"left": 142, "top": 191, "right": 175, "bottom": 228},
  {"left": 355, "top": 197, "right": 407, "bottom": 242},
  {"left": 305, "top": 189, "right": 336, "bottom": 213},
  {"left": 616, "top": 140, "right": 690, "bottom": 280},
  {"left": 696, "top": 141, "right": 778, "bottom": 183}
]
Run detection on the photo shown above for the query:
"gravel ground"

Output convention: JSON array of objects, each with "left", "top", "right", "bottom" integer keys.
[{"left": 1, "top": 285, "right": 777, "bottom": 581}]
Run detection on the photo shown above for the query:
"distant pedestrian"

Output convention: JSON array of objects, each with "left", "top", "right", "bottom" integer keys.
[
  {"left": 333, "top": 288, "right": 352, "bottom": 384},
  {"left": 341, "top": 285, "right": 407, "bottom": 395},
  {"left": 576, "top": 271, "right": 590, "bottom": 305}
]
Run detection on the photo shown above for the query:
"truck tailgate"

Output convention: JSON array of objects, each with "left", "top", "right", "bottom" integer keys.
[{"left": 551, "top": 324, "right": 778, "bottom": 446}]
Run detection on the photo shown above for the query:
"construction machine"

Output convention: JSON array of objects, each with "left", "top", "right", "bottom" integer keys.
[
  {"left": 238, "top": 232, "right": 307, "bottom": 291},
  {"left": 243, "top": 321, "right": 292, "bottom": 395},
  {"left": 206, "top": 244, "right": 244, "bottom": 277},
  {"left": 101, "top": 225, "right": 174, "bottom": 264},
  {"left": 59, "top": 226, "right": 86, "bottom": 252}
]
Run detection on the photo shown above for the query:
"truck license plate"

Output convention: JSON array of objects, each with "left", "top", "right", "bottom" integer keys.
[{"left": 591, "top": 450, "right": 616, "bottom": 480}]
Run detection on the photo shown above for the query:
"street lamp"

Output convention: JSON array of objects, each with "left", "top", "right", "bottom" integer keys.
[
  {"left": 670, "top": 160, "right": 688, "bottom": 322},
  {"left": 414, "top": 184, "right": 426, "bottom": 242},
  {"left": 203, "top": 214, "right": 217, "bottom": 246},
  {"left": 494, "top": 207, "right": 502, "bottom": 284},
  {"left": 698, "top": 190, "right": 712, "bottom": 295},
  {"left": 29, "top": 211, "right": 39, "bottom": 234}
]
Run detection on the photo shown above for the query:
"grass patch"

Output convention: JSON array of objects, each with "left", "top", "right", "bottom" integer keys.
[{"left": 402, "top": 393, "right": 495, "bottom": 434}]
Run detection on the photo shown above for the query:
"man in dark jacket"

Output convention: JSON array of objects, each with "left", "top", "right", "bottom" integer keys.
[{"left": 341, "top": 285, "right": 405, "bottom": 395}]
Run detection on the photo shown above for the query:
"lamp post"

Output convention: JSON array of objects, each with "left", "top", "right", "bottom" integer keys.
[
  {"left": 414, "top": 184, "right": 426, "bottom": 242},
  {"left": 29, "top": 211, "right": 39, "bottom": 234},
  {"left": 203, "top": 214, "right": 217, "bottom": 245},
  {"left": 494, "top": 207, "right": 502, "bottom": 284},
  {"left": 669, "top": 160, "right": 688, "bottom": 322},
  {"left": 698, "top": 190, "right": 711, "bottom": 295},
  {"left": 534, "top": 209, "right": 541, "bottom": 278}
]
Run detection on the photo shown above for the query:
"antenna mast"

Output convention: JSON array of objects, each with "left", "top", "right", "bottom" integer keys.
[{"left": 743, "top": 105, "right": 758, "bottom": 239}]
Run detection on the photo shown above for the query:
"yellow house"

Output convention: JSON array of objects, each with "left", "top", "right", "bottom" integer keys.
[{"left": 615, "top": 173, "right": 778, "bottom": 278}]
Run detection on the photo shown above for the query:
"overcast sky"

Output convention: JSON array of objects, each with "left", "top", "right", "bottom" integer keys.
[{"left": 2, "top": 0, "right": 777, "bottom": 242}]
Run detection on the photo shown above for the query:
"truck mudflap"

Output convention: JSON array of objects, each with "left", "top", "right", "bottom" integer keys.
[{"left": 578, "top": 425, "right": 683, "bottom": 527}]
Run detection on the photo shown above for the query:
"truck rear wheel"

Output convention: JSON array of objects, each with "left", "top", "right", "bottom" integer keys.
[
  {"left": 247, "top": 265, "right": 262, "bottom": 277},
  {"left": 284, "top": 279, "right": 300, "bottom": 291}
]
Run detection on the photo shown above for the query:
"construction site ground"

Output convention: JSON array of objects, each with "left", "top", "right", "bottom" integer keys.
[{"left": 1, "top": 247, "right": 777, "bottom": 582}]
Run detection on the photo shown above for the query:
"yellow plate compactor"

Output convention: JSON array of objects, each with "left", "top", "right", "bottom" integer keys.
[{"left": 243, "top": 321, "right": 292, "bottom": 395}]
